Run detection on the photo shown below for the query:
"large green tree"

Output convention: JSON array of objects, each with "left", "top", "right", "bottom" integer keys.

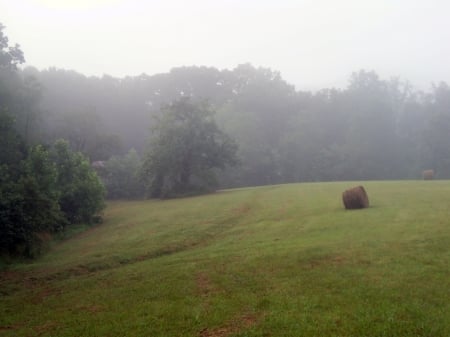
[{"left": 142, "top": 98, "right": 238, "bottom": 198}]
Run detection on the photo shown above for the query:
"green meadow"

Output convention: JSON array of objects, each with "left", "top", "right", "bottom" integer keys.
[{"left": 1, "top": 181, "right": 449, "bottom": 337}]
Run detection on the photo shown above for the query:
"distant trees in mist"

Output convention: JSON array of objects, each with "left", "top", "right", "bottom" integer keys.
[{"left": 27, "top": 63, "right": 450, "bottom": 186}]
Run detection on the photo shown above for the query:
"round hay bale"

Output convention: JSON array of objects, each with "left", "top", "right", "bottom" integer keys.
[
  {"left": 422, "top": 169, "right": 434, "bottom": 180},
  {"left": 342, "top": 185, "right": 369, "bottom": 210}
]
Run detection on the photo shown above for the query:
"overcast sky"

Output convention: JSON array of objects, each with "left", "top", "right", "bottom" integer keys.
[{"left": 1, "top": 0, "right": 450, "bottom": 90}]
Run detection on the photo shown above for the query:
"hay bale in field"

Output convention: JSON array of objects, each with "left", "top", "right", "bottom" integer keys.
[
  {"left": 422, "top": 169, "right": 434, "bottom": 180},
  {"left": 342, "top": 185, "right": 369, "bottom": 210}
]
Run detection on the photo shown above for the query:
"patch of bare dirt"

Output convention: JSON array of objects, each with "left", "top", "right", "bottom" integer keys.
[
  {"left": 196, "top": 272, "right": 215, "bottom": 297},
  {"left": 0, "top": 270, "right": 23, "bottom": 282},
  {"left": 76, "top": 305, "right": 104, "bottom": 314},
  {"left": 34, "top": 321, "right": 59, "bottom": 335},
  {"left": 199, "top": 313, "right": 260, "bottom": 337},
  {"left": 31, "top": 286, "right": 61, "bottom": 304},
  {"left": 307, "top": 255, "right": 346, "bottom": 269},
  {"left": 232, "top": 204, "right": 251, "bottom": 216}
]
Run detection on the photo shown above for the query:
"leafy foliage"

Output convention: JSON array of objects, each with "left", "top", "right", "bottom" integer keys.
[
  {"left": 141, "top": 98, "right": 238, "bottom": 198},
  {"left": 51, "top": 140, "right": 105, "bottom": 224},
  {"left": 0, "top": 129, "right": 105, "bottom": 257},
  {"left": 0, "top": 117, "right": 63, "bottom": 256}
]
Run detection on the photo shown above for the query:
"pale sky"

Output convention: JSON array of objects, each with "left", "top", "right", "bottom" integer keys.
[{"left": 1, "top": 0, "right": 450, "bottom": 90}]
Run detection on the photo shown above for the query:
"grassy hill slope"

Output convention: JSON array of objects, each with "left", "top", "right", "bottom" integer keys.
[{"left": 1, "top": 181, "right": 450, "bottom": 336}]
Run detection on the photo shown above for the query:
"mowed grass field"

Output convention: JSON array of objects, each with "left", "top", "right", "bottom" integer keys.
[{"left": 1, "top": 181, "right": 450, "bottom": 337}]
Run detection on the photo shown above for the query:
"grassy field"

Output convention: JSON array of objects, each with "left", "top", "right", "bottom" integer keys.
[{"left": 1, "top": 181, "right": 449, "bottom": 336}]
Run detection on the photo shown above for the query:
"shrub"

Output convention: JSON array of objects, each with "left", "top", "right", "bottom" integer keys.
[{"left": 51, "top": 139, "right": 105, "bottom": 224}]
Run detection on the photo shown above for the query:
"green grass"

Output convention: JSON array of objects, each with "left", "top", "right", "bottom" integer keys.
[{"left": 1, "top": 181, "right": 450, "bottom": 336}]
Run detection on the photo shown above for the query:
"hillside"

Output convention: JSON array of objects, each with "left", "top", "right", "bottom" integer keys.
[{"left": 1, "top": 181, "right": 449, "bottom": 336}]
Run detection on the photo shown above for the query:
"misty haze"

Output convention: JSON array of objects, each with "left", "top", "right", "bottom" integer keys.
[{"left": 1, "top": 1, "right": 449, "bottom": 336}]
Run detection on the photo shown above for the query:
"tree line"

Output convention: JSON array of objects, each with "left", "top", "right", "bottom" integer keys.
[{"left": 28, "top": 61, "right": 450, "bottom": 191}]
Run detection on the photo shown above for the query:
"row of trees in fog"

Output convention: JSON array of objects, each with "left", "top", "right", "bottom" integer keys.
[
  {"left": 25, "top": 59, "right": 450, "bottom": 189},
  {"left": 8, "top": 63, "right": 450, "bottom": 191}
]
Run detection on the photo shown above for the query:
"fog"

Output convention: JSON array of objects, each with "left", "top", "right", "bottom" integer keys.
[{"left": 2, "top": 0, "right": 450, "bottom": 90}]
